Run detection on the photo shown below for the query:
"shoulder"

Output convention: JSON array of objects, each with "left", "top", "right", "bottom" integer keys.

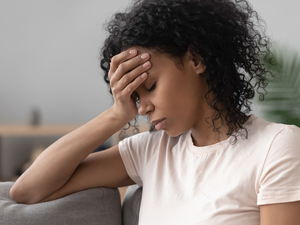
[
  {"left": 245, "top": 115, "right": 299, "bottom": 144},
  {"left": 238, "top": 115, "right": 300, "bottom": 162},
  {"left": 251, "top": 115, "right": 300, "bottom": 149},
  {"left": 246, "top": 115, "right": 300, "bottom": 158},
  {"left": 254, "top": 117, "right": 300, "bottom": 205},
  {"left": 273, "top": 124, "right": 300, "bottom": 142},
  {"left": 257, "top": 127, "right": 300, "bottom": 205},
  {"left": 269, "top": 124, "right": 300, "bottom": 158}
]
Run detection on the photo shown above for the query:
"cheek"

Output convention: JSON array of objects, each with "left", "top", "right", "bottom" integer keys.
[
  {"left": 153, "top": 90, "right": 168, "bottom": 108},
  {"left": 158, "top": 90, "right": 193, "bottom": 118}
]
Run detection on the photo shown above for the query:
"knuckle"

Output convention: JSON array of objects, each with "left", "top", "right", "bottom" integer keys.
[
  {"left": 109, "top": 76, "right": 116, "bottom": 85},
  {"left": 134, "top": 56, "right": 140, "bottom": 63},
  {"left": 108, "top": 71, "right": 113, "bottom": 80},
  {"left": 111, "top": 86, "right": 117, "bottom": 93},
  {"left": 118, "top": 63, "right": 125, "bottom": 72},
  {"left": 111, "top": 55, "right": 117, "bottom": 64},
  {"left": 115, "top": 92, "right": 122, "bottom": 100},
  {"left": 122, "top": 75, "right": 129, "bottom": 84}
]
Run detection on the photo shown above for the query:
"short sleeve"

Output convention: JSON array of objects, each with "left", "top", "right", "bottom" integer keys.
[
  {"left": 118, "top": 131, "right": 162, "bottom": 187},
  {"left": 257, "top": 125, "right": 300, "bottom": 205}
]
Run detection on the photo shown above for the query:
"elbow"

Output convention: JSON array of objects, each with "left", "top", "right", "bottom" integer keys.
[
  {"left": 10, "top": 184, "right": 28, "bottom": 204},
  {"left": 9, "top": 185, "right": 23, "bottom": 204},
  {"left": 10, "top": 184, "right": 41, "bottom": 205}
]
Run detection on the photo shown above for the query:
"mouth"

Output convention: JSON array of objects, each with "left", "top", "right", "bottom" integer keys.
[{"left": 151, "top": 118, "right": 166, "bottom": 130}]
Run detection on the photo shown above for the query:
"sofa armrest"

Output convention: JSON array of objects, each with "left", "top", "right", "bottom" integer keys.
[
  {"left": 0, "top": 182, "right": 122, "bottom": 225},
  {"left": 122, "top": 185, "right": 142, "bottom": 225}
]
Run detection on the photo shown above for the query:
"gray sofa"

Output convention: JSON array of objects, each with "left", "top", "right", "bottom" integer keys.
[{"left": 0, "top": 182, "right": 142, "bottom": 225}]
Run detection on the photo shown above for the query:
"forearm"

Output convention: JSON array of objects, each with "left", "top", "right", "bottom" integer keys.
[
  {"left": 11, "top": 48, "right": 150, "bottom": 204},
  {"left": 10, "top": 108, "right": 127, "bottom": 204}
]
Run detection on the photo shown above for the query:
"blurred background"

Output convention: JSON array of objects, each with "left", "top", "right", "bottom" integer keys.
[
  {"left": 0, "top": 0, "right": 299, "bottom": 180},
  {"left": 0, "top": 0, "right": 129, "bottom": 125},
  {"left": 0, "top": 0, "right": 300, "bottom": 125}
]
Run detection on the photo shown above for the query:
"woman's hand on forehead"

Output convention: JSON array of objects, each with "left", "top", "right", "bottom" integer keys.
[
  {"left": 109, "top": 50, "right": 137, "bottom": 79},
  {"left": 109, "top": 50, "right": 149, "bottom": 79},
  {"left": 108, "top": 49, "right": 152, "bottom": 123}
]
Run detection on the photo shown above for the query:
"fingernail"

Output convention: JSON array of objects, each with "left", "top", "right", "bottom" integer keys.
[
  {"left": 143, "top": 61, "right": 150, "bottom": 68},
  {"left": 141, "top": 73, "right": 147, "bottom": 78},
  {"left": 130, "top": 50, "right": 137, "bottom": 54},
  {"left": 141, "top": 53, "right": 149, "bottom": 59}
]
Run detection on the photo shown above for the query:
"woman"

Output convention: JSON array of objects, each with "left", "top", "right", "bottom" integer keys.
[{"left": 10, "top": 0, "right": 300, "bottom": 224}]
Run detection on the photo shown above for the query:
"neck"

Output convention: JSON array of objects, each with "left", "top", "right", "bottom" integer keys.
[
  {"left": 190, "top": 117, "right": 229, "bottom": 147},
  {"left": 190, "top": 103, "right": 231, "bottom": 147},
  {"left": 190, "top": 109, "right": 250, "bottom": 147}
]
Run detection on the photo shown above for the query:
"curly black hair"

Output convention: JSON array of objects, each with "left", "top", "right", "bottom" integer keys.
[{"left": 100, "top": 0, "right": 274, "bottom": 138}]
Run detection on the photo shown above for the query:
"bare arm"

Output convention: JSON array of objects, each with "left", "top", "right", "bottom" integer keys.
[
  {"left": 260, "top": 201, "right": 300, "bottom": 225},
  {"left": 10, "top": 110, "right": 127, "bottom": 204},
  {"left": 42, "top": 145, "right": 135, "bottom": 203},
  {"left": 10, "top": 49, "right": 151, "bottom": 204}
]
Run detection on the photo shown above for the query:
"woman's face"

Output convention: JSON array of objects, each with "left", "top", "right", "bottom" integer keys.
[{"left": 131, "top": 47, "right": 210, "bottom": 137}]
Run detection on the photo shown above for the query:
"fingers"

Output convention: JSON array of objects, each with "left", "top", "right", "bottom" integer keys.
[
  {"left": 109, "top": 49, "right": 138, "bottom": 78},
  {"left": 115, "top": 59, "right": 151, "bottom": 92},
  {"left": 111, "top": 69, "right": 149, "bottom": 102},
  {"left": 107, "top": 49, "right": 151, "bottom": 122},
  {"left": 109, "top": 50, "right": 150, "bottom": 82},
  {"left": 124, "top": 72, "right": 148, "bottom": 95},
  {"left": 109, "top": 49, "right": 151, "bottom": 96},
  {"left": 114, "top": 72, "right": 148, "bottom": 103}
]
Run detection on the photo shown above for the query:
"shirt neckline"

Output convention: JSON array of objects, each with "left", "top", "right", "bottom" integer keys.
[{"left": 186, "top": 114, "right": 256, "bottom": 155}]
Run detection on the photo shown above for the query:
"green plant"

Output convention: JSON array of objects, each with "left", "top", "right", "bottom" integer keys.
[{"left": 256, "top": 46, "right": 300, "bottom": 126}]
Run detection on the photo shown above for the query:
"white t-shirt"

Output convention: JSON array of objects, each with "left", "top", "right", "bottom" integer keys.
[{"left": 119, "top": 115, "right": 300, "bottom": 225}]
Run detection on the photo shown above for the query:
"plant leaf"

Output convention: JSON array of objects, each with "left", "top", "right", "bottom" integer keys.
[{"left": 256, "top": 46, "right": 300, "bottom": 126}]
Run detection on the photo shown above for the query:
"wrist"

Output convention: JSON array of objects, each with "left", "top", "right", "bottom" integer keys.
[
  {"left": 106, "top": 106, "right": 135, "bottom": 126},
  {"left": 101, "top": 107, "right": 130, "bottom": 129}
]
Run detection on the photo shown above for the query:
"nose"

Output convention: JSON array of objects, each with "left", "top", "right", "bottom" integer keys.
[{"left": 138, "top": 97, "right": 154, "bottom": 116}]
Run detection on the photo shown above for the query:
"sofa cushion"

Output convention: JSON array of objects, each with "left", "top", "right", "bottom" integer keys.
[
  {"left": 0, "top": 182, "right": 122, "bottom": 225},
  {"left": 122, "top": 185, "right": 142, "bottom": 225}
]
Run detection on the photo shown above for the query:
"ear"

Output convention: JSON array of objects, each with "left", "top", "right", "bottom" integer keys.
[
  {"left": 186, "top": 47, "right": 206, "bottom": 75},
  {"left": 193, "top": 56, "right": 206, "bottom": 75}
]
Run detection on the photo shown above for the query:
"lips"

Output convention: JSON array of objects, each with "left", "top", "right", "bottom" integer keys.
[{"left": 151, "top": 118, "right": 166, "bottom": 130}]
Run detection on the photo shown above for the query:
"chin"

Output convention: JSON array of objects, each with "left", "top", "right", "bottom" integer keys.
[{"left": 165, "top": 128, "right": 188, "bottom": 138}]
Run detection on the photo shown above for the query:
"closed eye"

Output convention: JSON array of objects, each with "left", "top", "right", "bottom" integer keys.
[{"left": 147, "top": 82, "right": 156, "bottom": 92}]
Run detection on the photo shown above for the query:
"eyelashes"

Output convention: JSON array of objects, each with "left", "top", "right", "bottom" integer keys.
[
  {"left": 132, "top": 82, "right": 156, "bottom": 103},
  {"left": 147, "top": 82, "right": 156, "bottom": 92}
]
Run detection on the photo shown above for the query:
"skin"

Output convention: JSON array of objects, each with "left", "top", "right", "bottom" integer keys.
[
  {"left": 127, "top": 47, "right": 225, "bottom": 146},
  {"left": 260, "top": 201, "right": 300, "bottom": 225},
  {"left": 9, "top": 47, "right": 300, "bottom": 224}
]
